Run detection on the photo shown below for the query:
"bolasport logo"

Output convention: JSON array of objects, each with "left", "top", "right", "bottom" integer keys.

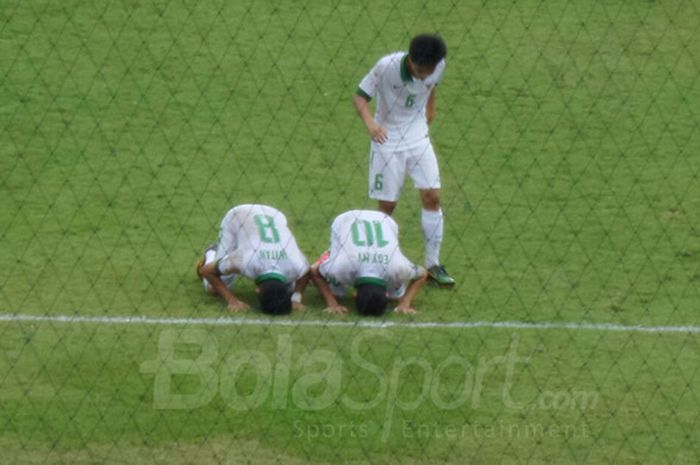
[{"left": 141, "top": 329, "right": 598, "bottom": 441}]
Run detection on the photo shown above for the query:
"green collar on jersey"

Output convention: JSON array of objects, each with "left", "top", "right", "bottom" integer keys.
[
  {"left": 400, "top": 55, "right": 412, "bottom": 83},
  {"left": 354, "top": 276, "right": 387, "bottom": 289},
  {"left": 255, "top": 272, "right": 287, "bottom": 284}
]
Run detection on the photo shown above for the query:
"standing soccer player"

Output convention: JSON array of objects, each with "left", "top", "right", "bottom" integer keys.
[
  {"left": 352, "top": 33, "right": 454, "bottom": 286},
  {"left": 197, "top": 204, "right": 310, "bottom": 315}
]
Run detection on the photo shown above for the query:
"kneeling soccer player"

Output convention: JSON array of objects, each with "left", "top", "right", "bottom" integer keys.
[
  {"left": 310, "top": 210, "right": 428, "bottom": 316},
  {"left": 197, "top": 204, "right": 310, "bottom": 315}
]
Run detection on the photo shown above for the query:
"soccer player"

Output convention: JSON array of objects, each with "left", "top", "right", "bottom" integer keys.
[
  {"left": 197, "top": 204, "right": 310, "bottom": 315},
  {"left": 309, "top": 210, "right": 428, "bottom": 316},
  {"left": 352, "top": 33, "right": 455, "bottom": 286}
]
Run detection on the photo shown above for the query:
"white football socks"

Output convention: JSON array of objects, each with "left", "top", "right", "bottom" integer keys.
[
  {"left": 421, "top": 208, "right": 443, "bottom": 268},
  {"left": 202, "top": 247, "right": 218, "bottom": 292},
  {"left": 205, "top": 248, "right": 217, "bottom": 265}
]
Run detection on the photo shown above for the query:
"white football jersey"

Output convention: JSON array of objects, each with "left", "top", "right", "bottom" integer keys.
[
  {"left": 319, "top": 210, "right": 422, "bottom": 292},
  {"left": 358, "top": 52, "right": 445, "bottom": 149},
  {"left": 216, "top": 204, "right": 309, "bottom": 284}
]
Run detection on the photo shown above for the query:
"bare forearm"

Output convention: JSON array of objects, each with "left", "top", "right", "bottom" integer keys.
[
  {"left": 353, "top": 94, "right": 388, "bottom": 144},
  {"left": 311, "top": 268, "right": 339, "bottom": 308},
  {"left": 353, "top": 94, "right": 375, "bottom": 128},
  {"left": 426, "top": 89, "right": 437, "bottom": 125},
  {"left": 397, "top": 273, "right": 428, "bottom": 312},
  {"left": 292, "top": 271, "right": 311, "bottom": 309},
  {"left": 294, "top": 271, "right": 311, "bottom": 295},
  {"left": 211, "top": 277, "right": 239, "bottom": 307},
  {"left": 200, "top": 263, "right": 245, "bottom": 308},
  {"left": 426, "top": 107, "right": 436, "bottom": 125}
]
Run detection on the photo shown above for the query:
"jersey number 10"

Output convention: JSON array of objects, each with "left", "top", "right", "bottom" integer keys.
[{"left": 351, "top": 221, "right": 389, "bottom": 248}]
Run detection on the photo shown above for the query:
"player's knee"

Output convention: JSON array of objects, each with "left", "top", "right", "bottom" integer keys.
[
  {"left": 378, "top": 201, "right": 396, "bottom": 216},
  {"left": 420, "top": 190, "right": 441, "bottom": 210}
]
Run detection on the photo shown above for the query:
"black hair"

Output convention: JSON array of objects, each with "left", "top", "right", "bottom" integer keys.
[
  {"left": 355, "top": 283, "right": 388, "bottom": 317},
  {"left": 258, "top": 279, "right": 292, "bottom": 315},
  {"left": 409, "top": 34, "right": 447, "bottom": 68}
]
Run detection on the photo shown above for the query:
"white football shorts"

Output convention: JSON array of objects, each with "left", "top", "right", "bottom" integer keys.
[{"left": 368, "top": 139, "right": 441, "bottom": 202}]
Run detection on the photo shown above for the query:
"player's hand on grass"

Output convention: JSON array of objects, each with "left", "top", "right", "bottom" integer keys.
[
  {"left": 292, "top": 302, "right": 306, "bottom": 312},
  {"left": 227, "top": 299, "right": 250, "bottom": 313},
  {"left": 394, "top": 305, "right": 416, "bottom": 315},
  {"left": 367, "top": 121, "right": 388, "bottom": 144},
  {"left": 324, "top": 305, "right": 348, "bottom": 315}
]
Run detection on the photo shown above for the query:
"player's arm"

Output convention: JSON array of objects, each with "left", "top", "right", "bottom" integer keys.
[
  {"left": 291, "top": 270, "right": 311, "bottom": 311},
  {"left": 426, "top": 87, "right": 437, "bottom": 125},
  {"left": 310, "top": 265, "right": 348, "bottom": 314},
  {"left": 353, "top": 92, "right": 388, "bottom": 144},
  {"left": 198, "top": 261, "right": 250, "bottom": 312},
  {"left": 394, "top": 267, "right": 428, "bottom": 315}
]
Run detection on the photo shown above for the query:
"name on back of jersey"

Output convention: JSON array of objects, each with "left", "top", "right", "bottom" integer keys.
[
  {"left": 258, "top": 249, "right": 288, "bottom": 261},
  {"left": 358, "top": 252, "right": 389, "bottom": 265}
]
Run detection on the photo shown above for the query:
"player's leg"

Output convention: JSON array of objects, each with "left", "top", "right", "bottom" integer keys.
[
  {"left": 409, "top": 142, "right": 455, "bottom": 286},
  {"left": 197, "top": 243, "right": 219, "bottom": 295},
  {"left": 418, "top": 189, "right": 453, "bottom": 285},
  {"left": 378, "top": 200, "right": 396, "bottom": 216},
  {"left": 198, "top": 243, "right": 239, "bottom": 295},
  {"left": 198, "top": 215, "right": 240, "bottom": 295},
  {"left": 369, "top": 146, "right": 405, "bottom": 215},
  {"left": 418, "top": 189, "right": 445, "bottom": 273}
]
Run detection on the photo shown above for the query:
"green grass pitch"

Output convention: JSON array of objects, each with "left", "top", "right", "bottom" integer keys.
[{"left": 1, "top": 0, "right": 699, "bottom": 463}]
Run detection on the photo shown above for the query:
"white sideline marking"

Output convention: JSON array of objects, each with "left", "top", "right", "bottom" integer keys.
[{"left": 0, "top": 313, "right": 698, "bottom": 334}]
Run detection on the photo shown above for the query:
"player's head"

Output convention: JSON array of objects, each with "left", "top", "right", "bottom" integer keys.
[
  {"left": 355, "top": 282, "right": 388, "bottom": 317},
  {"left": 408, "top": 33, "right": 447, "bottom": 79},
  {"left": 258, "top": 278, "right": 292, "bottom": 315}
]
